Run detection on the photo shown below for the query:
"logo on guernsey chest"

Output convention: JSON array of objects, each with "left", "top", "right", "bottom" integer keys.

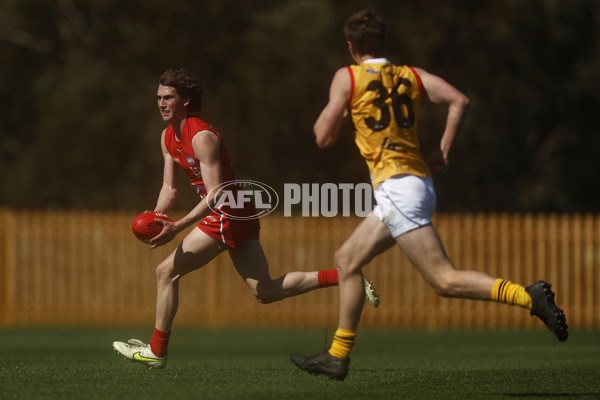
[{"left": 187, "top": 156, "right": 196, "bottom": 165}]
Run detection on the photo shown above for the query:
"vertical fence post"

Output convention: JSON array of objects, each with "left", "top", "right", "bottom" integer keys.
[
  {"left": 583, "top": 214, "right": 595, "bottom": 330},
  {"left": 0, "top": 208, "right": 17, "bottom": 327},
  {"left": 572, "top": 214, "right": 583, "bottom": 328}
]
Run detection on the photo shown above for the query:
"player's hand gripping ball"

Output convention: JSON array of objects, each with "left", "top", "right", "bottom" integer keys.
[{"left": 131, "top": 212, "right": 173, "bottom": 244}]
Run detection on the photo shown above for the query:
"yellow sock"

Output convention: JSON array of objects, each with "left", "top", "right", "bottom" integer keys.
[
  {"left": 491, "top": 279, "right": 532, "bottom": 309},
  {"left": 328, "top": 328, "right": 356, "bottom": 359}
]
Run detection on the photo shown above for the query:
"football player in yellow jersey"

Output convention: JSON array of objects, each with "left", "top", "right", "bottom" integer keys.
[{"left": 290, "top": 8, "right": 568, "bottom": 381}]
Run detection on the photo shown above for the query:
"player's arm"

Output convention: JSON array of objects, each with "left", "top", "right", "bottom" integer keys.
[
  {"left": 314, "top": 67, "right": 351, "bottom": 148},
  {"left": 414, "top": 67, "right": 470, "bottom": 174},
  {"left": 150, "top": 130, "right": 222, "bottom": 248},
  {"left": 178, "top": 130, "right": 223, "bottom": 228},
  {"left": 154, "top": 129, "right": 179, "bottom": 213}
]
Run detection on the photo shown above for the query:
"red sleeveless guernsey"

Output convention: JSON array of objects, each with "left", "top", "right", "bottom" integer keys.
[{"left": 164, "top": 117, "right": 259, "bottom": 248}]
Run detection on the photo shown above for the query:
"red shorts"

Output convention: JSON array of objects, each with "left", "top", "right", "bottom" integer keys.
[{"left": 197, "top": 210, "right": 260, "bottom": 249}]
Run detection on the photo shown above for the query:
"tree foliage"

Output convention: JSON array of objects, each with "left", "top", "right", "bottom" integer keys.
[{"left": 1, "top": 0, "right": 598, "bottom": 212}]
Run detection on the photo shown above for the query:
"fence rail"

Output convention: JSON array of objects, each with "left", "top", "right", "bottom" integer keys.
[{"left": 0, "top": 208, "right": 598, "bottom": 330}]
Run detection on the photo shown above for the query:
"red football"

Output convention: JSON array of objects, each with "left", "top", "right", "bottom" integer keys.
[{"left": 131, "top": 211, "right": 173, "bottom": 244}]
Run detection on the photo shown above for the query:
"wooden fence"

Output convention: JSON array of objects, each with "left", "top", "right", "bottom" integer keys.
[{"left": 0, "top": 208, "right": 598, "bottom": 330}]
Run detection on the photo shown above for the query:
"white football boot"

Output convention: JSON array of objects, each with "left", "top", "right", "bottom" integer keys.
[
  {"left": 363, "top": 275, "right": 380, "bottom": 307},
  {"left": 113, "top": 338, "right": 167, "bottom": 369}
]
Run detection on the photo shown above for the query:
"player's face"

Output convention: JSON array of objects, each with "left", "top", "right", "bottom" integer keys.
[{"left": 157, "top": 84, "right": 189, "bottom": 122}]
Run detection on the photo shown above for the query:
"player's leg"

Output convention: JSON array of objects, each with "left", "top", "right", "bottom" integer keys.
[
  {"left": 154, "top": 227, "right": 228, "bottom": 331},
  {"left": 290, "top": 213, "right": 394, "bottom": 380},
  {"left": 396, "top": 224, "right": 496, "bottom": 299},
  {"left": 396, "top": 224, "right": 567, "bottom": 341},
  {"left": 229, "top": 235, "right": 380, "bottom": 307},
  {"left": 229, "top": 234, "right": 383, "bottom": 306},
  {"left": 334, "top": 213, "right": 394, "bottom": 330},
  {"left": 113, "top": 227, "right": 227, "bottom": 368},
  {"left": 229, "top": 239, "right": 324, "bottom": 303}
]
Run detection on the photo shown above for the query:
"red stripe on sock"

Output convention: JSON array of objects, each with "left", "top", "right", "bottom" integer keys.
[
  {"left": 149, "top": 327, "right": 171, "bottom": 357},
  {"left": 318, "top": 269, "right": 339, "bottom": 288}
]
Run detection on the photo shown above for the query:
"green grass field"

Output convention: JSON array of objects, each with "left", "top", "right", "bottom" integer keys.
[{"left": 1, "top": 328, "right": 599, "bottom": 400}]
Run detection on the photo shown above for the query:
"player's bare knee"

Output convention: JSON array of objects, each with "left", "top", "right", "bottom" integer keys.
[
  {"left": 252, "top": 281, "right": 279, "bottom": 304},
  {"left": 431, "top": 279, "right": 452, "bottom": 297},
  {"left": 254, "top": 291, "right": 277, "bottom": 304},
  {"left": 334, "top": 249, "right": 360, "bottom": 277},
  {"left": 430, "top": 268, "right": 459, "bottom": 297},
  {"left": 155, "top": 261, "right": 176, "bottom": 284}
]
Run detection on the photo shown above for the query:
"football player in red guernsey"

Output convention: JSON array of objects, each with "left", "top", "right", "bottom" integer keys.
[{"left": 112, "top": 68, "right": 379, "bottom": 369}]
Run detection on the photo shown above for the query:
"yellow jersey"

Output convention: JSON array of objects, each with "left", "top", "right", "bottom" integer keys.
[{"left": 347, "top": 59, "right": 431, "bottom": 185}]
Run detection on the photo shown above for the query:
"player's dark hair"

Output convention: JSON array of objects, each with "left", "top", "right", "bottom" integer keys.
[
  {"left": 159, "top": 68, "right": 204, "bottom": 113},
  {"left": 343, "top": 8, "right": 387, "bottom": 57}
]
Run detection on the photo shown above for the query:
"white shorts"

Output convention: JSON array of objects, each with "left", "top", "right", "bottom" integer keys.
[{"left": 373, "top": 175, "right": 436, "bottom": 238}]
